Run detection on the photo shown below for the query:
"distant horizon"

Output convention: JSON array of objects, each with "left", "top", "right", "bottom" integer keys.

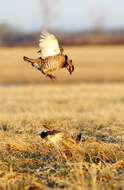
[{"left": 3, "top": 23, "right": 124, "bottom": 33}]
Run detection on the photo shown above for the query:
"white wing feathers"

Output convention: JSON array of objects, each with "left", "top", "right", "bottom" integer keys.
[{"left": 39, "top": 31, "right": 60, "bottom": 59}]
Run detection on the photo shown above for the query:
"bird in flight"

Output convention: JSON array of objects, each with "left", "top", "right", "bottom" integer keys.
[{"left": 23, "top": 31, "right": 74, "bottom": 79}]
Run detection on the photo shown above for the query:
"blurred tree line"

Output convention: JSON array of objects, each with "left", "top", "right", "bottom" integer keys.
[
  {"left": 0, "top": 23, "right": 124, "bottom": 46},
  {"left": 0, "top": 0, "right": 124, "bottom": 46},
  {"left": 0, "top": 23, "right": 38, "bottom": 46}
]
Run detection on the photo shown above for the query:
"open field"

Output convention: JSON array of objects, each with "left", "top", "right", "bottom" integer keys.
[
  {"left": 0, "top": 46, "right": 124, "bottom": 189},
  {"left": 0, "top": 84, "right": 124, "bottom": 189},
  {"left": 0, "top": 46, "right": 124, "bottom": 84}
]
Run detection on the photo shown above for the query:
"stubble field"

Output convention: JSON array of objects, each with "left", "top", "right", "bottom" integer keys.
[{"left": 0, "top": 46, "right": 124, "bottom": 190}]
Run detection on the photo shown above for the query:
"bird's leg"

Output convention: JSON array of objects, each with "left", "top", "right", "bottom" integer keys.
[
  {"left": 47, "top": 74, "right": 56, "bottom": 80},
  {"left": 42, "top": 68, "right": 56, "bottom": 80},
  {"left": 44, "top": 72, "right": 56, "bottom": 80}
]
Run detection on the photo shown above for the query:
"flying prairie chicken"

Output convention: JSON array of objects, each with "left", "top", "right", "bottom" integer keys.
[{"left": 23, "top": 31, "right": 74, "bottom": 79}]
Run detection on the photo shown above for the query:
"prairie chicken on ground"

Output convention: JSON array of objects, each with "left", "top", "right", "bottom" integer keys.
[
  {"left": 23, "top": 31, "right": 74, "bottom": 79},
  {"left": 38, "top": 128, "right": 84, "bottom": 160}
]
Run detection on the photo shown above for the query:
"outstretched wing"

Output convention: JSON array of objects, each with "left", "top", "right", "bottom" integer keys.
[{"left": 39, "top": 31, "right": 61, "bottom": 59}]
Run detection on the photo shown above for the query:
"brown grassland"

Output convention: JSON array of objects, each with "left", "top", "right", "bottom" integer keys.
[
  {"left": 0, "top": 46, "right": 124, "bottom": 84},
  {"left": 0, "top": 47, "right": 124, "bottom": 189}
]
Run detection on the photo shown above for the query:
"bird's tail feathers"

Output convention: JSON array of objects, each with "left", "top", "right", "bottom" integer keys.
[{"left": 23, "top": 56, "right": 36, "bottom": 64}]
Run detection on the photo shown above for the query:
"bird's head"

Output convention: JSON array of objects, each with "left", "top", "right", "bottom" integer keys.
[{"left": 65, "top": 55, "right": 74, "bottom": 74}]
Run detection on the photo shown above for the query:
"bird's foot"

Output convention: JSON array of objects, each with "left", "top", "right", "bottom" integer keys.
[{"left": 46, "top": 74, "right": 56, "bottom": 80}]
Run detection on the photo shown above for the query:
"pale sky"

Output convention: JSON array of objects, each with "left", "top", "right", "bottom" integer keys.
[{"left": 0, "top": 0, "right": 124, "bottom": 32}]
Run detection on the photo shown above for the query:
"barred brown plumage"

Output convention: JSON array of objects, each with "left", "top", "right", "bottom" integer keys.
[{"left": 23, "top": 31, "right": 74, "bottom": 79}]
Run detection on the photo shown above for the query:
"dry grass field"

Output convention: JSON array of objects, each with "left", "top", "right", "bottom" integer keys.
[
  {"left": 0, "top": 47, "right": 124, "bottom": 189},
  {"left": 0, "top": 46, "right": 124, "bottom": 84}
]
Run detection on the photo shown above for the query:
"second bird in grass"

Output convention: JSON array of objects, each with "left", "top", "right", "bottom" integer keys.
[{"left": 23, "top": 31, "right": 74, "bottom": 79}]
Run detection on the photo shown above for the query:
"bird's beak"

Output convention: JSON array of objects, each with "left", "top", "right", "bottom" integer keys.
[{"left": 68, "top": 64, "right": 74, "bottom": 74}]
